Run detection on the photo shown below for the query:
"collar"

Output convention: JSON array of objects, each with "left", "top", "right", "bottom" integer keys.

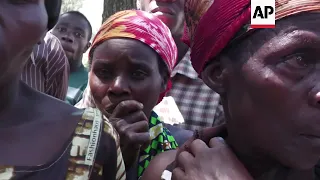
[{"left": 171, "top": 50, "right": 199, "bottom": 79}]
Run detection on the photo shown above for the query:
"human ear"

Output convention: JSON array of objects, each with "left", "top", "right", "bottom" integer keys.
[
  {"left": 201, "top": 56, "right": 230, "bottom": 95},
  {"left": 84, "top": 42, "right": 91, "bottom": 53}
]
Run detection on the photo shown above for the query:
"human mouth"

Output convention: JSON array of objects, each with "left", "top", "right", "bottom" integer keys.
[
  {"left": 300, "top": 134, "right": 320, "bottom": 148},
  {"left": 61, "top": 44, "right": 74, "bottom": 53},
  {"left": 150, "top": 7, "right": 174, "bottom": 16},
  {"left": 301, "top": 134, "right": 320, "bottom": 139}
]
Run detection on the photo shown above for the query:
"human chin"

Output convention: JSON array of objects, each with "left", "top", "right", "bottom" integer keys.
[
  {"left": 275, "top": 137, "right": 320, "bottom": 170},
  {"left": 154, "top": 14, "right": 175, "bottom": 28}
]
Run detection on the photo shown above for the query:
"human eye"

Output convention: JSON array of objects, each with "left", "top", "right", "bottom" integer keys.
[
  {"left": 131, "top": 69, "right": 148, "bottom": 80},
  {"left": 57, "top": 27, "right": 67, "bottom": 32},
  {"left": 74, "top": 32, "right": 84, "bottom": 38},
  {"left": 281, "top": 52, "right": 316, "bottom": 70},
  {"left": 96, "top": 68, "right": 113, "bottom": 80},
  {"left": 275, "top": 49, "right": 317, "bottom": 80}
]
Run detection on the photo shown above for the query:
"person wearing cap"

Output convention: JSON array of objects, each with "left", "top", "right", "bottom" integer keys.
[
  {"left": 142, "top": 0, "right": 320, "bottom": 179},
  {"left": 0, "top": 1, "right": 125, "bottom": 179},
  {"left": 76, "top": 10, "right": 179, "bottom": 179}
]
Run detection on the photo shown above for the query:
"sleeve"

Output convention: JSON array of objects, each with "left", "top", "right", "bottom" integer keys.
[{"left": 45, "top": 33, "right": 70, "bottom": 100}]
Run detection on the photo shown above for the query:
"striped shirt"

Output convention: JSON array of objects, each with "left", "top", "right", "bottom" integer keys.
[
  {"left": 166, "top": 50, "right": 224, "bottom": 131},
  {"left": 21, "top": 32, "right": 69, "bottom": 100}
]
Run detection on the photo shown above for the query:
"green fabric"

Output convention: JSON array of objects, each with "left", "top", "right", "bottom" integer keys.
[
  {"left": 137, "top": 111, "right": 178, "bottom": 178},
  {"left": 66, "top": 65, "right": 88, "bottom": 105}
]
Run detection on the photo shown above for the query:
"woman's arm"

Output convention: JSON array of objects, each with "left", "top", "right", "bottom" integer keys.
[{"left": 141, "top": 150, "right": 177, "bottom": 180}]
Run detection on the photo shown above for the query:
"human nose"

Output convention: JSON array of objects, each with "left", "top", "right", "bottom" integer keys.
[
  {"left": 61, "top": 32, "right": 74, "bottom": 43},
  {"left": 107, "top": 76, "right": 131, "bottom": 100},
  {"left": 308, "top": 70, "right": 320, "bottom": 108}
]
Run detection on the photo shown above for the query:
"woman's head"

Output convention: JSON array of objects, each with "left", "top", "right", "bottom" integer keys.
[
  {"left": 0, "top": 0, "right": 61, "bottom": 84},
  {"left": 185, "top": 0, "right": 320, "bottom": 170},
  {"left": 0, "top": 0, "right": 49, "bottom": 84},
  {"left": 88, "top": 10, "right": 177, "bottom": 119}
]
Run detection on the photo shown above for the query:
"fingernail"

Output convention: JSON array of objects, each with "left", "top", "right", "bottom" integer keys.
[
  {"left": 193, "top": 130, "right": 200, "bottom": 139},
  {"left": 217, "top": 137, "right": 225, "bottom": 143}
]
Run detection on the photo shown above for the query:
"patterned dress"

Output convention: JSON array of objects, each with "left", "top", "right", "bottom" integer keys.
[{"left": 0, "top": 108, "right": 126, "bottom": 180}]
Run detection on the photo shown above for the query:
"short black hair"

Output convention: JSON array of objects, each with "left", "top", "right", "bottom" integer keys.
[
  {"left": 45, "top": 0, "right": 62, "bottom": 30},
  {"left": 61, "top": 11, "right": 93, "bottom": 41}
]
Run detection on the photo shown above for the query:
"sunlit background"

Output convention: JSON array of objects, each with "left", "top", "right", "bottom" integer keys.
[{"left": 79, "top": 0, "right": 104, "bottom": 66}]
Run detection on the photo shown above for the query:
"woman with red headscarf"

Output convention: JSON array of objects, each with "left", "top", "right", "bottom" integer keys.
[
  {"left": 76, "top": 10, "right": 179, "bottom": 179},
  {"left": 142, "top": 0, "right": 320, "bottom": 179}
]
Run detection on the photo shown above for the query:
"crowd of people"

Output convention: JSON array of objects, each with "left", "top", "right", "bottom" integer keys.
[{"left": 0, "top": 0, "right": 320, "bottom": 179}]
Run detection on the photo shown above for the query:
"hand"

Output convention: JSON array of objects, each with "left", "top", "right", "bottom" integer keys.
[
  {"left": 172, "top": 137, "right": 253, "bottom": 180},
  {"left": 108, "top": 100, "right": 150, "bottom": 168}
]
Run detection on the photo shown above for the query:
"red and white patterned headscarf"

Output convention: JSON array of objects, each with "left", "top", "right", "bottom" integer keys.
[
  {"left": 89, "top": 10, "right": 177, "bottom": 74},
  {"left": 88, "top": 10, "right": 178, "bottom": 103},
  {"left": 183, "top": 0, "right": 320, "bottom": 75}
]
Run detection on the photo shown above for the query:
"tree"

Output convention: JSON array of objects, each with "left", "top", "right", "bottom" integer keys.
[
  {"left": 61, "top": 0, "right": 83, "bottom": 14},
  {"left": 102, "top": 0, "right": 137, "bottom": 22}
]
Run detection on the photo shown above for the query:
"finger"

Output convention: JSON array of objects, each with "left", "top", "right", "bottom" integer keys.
[
  {"left": 126, "top": 120, "right": 149, "bottom": 133},
  {"left": 110, "top": 100, "right": 143, "bottom": 118},
  {"left": 110, "top": 118, "right": 127, "bottom": 132},
  {"left": 176, "top": 151, "right": 194, "bottom": 171},
  {"left": 175, "top": 134, "right": 196, "bottom": 161},
  {"left": 126, "top": 131, "right": 150, "bottom": 145},
  {"left": 199, "top": 125, "right": 226, "bottom": 144},
  {"left": 122, "top": 110, "right": 148, "bottom": 124},
  {"left": 189, "top": 139, "right": 209, "bottom": 156},
  {"left": 209, "top": 137, "right": 227, "bottom": 148},
  {"left": 171, "top": 167, "right": 187, "bottom": 180}
]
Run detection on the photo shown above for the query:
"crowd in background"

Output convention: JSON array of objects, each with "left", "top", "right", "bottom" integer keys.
[{"left": 0, "top": 0, "right": 320, "bottom": 179}]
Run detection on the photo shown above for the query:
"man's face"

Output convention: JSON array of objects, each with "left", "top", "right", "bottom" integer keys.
[
  {"left": 140, "top": 0, "right": 185, "bottom": 38},
  {"left": 51, "top": 13, "right": 90, "bottom": 66}
]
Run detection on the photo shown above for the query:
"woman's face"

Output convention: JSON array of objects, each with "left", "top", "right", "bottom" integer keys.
[
  {"left": 90, "top": 38, "right": 165, "bottom": 119},
  {"left": 218, "top": 13, "right": 320, "bottom": 169},
  {"left": 0, "top": 0, "right": 47, "bottom": 82}
]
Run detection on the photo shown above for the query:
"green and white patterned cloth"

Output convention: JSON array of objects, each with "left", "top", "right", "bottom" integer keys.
[{"left": 138, "top": 111, "right": 178, "bottom": 178}]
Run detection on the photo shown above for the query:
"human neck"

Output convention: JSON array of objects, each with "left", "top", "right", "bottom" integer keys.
[
  {"left": 70, "top": 59, "right": 83, "bottom": 73},
  {"left": 173, "top": 36, "right": 189, "bottom": 63},
  {"left": 226, "top": 135, "right": 314, "bottom": 179},
  {"left": 227, "top": 140, "right": 277, "bottom": 178},
  {"left": 0, "top": 76, "right": 20, "bottom": 115}
]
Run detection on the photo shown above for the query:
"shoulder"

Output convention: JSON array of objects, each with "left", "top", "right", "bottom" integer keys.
[
  {"left": 45, "top": 33, "right": 68, "bottom": 61},
  {"left": 141, "top": 150, "right": 177, "bottom": 180},
  {"left": 24, "top": 83, "right": 81, "bottom": 119},
  {"left": 82, "top": 109, "right": 126, "bottom": 179}
]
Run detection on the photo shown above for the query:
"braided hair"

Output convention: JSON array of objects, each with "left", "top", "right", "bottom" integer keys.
[{"left": 45, "top": 0, "right": 62, "bottom": 30}]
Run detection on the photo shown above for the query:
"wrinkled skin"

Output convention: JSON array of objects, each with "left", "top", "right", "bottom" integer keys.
[
  {"left": 172, "top": 138, "right": 254, "bottom": 180},
  {"left": 197, "top": 12, "right": 320, "bottom": 179},
  {"left": 142, "top": 12, "right": 320, "bottom": 180},
  {"left": 90, "top": 38, "right": 167, "bottom": 168}
]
